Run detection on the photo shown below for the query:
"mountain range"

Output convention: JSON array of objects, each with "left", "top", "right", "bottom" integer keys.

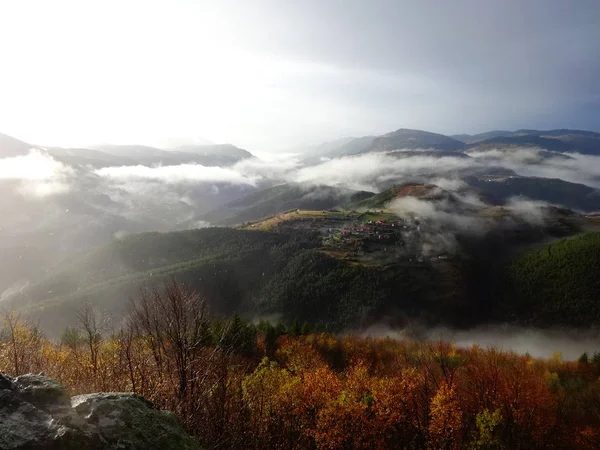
[{"left": 0, "top": 132, "right": 254, "bottom": 167}]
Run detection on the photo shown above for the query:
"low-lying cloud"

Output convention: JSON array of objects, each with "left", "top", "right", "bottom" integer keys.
[
  {"left": 0, "top": 150, "right": 74, "bottom": 197},
  {"left": 389, "top": 195, "right": 484, "bottom": 232},
  {"left": 293, "top": 152, "right": 476, "bottom": 192},
  {"left": 441, "top": 326, "right": 600, "bottom": 361},
  {"left": 467, "top": 148, "right": 600, "bottom": 189},
  {"left": 503, "top": 197, "right": 550, "bottom": 226},
  {"left": 231, "top": 153, "right": 301, "bottom": 181},
  {"left": 3, "top": 144, "right": 600, "bottom": 257},
  {"left": 362, "top": 324, "right": 600, "bottom": 360},
  {"left": 293, "top": 147, "right": 600, "bottom": 198},
  {"left": 95, "top": 163, "right": 261, "bottom": 186},
  {"left": 6, "top": 145, "right": 600, "bottom": 203},
  {"left": 386, "top": 193, "right": 552, "bottom": 256},
  {"left": 0, "top": 150, "right": 72, "bottom": 181}
]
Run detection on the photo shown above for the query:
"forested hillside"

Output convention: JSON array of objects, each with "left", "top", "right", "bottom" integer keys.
[
  {"left": 6, "top": 225, "right": 475, "bottom": 335},
  {"left": 6, "top": 228, "right": 321, "bottom": 334},
  {"left": 8, "top": 207, "right": 599, "bottom": 337},
  {"left": 508, "top": 232, "right": 600, "bottom": 326}
]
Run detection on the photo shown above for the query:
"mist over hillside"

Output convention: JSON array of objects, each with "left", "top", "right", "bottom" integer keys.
[
  {"left": 2, "top": 126, "right": 600, "bottom": 352},
  {"left": 0, "top": 129, "right": 600, "bottom": 348}
]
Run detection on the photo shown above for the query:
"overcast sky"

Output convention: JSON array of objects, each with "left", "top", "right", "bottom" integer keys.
[{"left": 1, "top": 0, "right": 599, "bottom": 151}]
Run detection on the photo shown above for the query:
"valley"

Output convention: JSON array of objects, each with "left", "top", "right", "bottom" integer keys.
[
  {"left": 4, "top": 185, "right": 599, "bottom": 338},
  {"left": 2, "top": 126, "right": 600, "bottom": 339}
]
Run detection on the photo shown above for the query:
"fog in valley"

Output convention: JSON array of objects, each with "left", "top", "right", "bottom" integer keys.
[{"left": 361, "top": 323, "right": 600, "bottom": 360}]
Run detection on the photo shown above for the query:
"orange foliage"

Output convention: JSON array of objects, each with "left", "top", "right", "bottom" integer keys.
[
  {"left": 428, "top": 381, "right": 463, "bottom": 450},
  {"left": 2, "top": 312, "right": 600, "bottom": 449}
]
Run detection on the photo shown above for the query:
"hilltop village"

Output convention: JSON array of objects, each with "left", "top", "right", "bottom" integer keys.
[{"left": 243, "top": 209, "right": 452, "bottom": 265}]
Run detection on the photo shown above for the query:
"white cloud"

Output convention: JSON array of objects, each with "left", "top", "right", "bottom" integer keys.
[
  {"left": 295, "top": 147, "right": 600, "bottom": 198},
  {"left": 389, "top": 196, "right": 487, "bottom": 234},
  {"left": 429, "top": 177, "right": 467, "bottom": 192},
  {"left": 0, "top": 150, "right": 74, "bottom": 197},
  {"left": 503, "top": 197, "right": 550, "bottom": 226},
  {"left": 421, "top": 326, "right": 600, "bottom": 360},
  {"left": 17, "top": 180, "right": 72, "bottom": 198},
  {"left": 232, "top": 153, "right": 301, "bottom": 181},
  {"left": 294, "top": 152, "right": 476, "bottom": 192},
  {"left": 468, "top": 148, "right": 600, "bottom": 189},
  {"left": 95, "top": 163, "right": 260, "bottom": 186},
  {"left": 0, "top": 150, "right": 72, "bottom": 181},
  {"left": 384, "top": 189, "right": 552, "bottom": 256}
]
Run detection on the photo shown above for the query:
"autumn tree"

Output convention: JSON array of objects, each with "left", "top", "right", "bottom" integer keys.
[
  {"left": 428, "top": 381, "right": 463, "bottom": 450},
  {"left": 76, "top": 303, "right": 109, "bottom": 389},
  {"left": 0, "top": 310, "right": 43, "bottom": 375}
]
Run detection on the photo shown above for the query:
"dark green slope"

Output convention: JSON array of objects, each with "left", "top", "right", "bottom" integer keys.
[
  {"left": 8, "top": 228, "right": 320, "bottom": 335},
  {"left": 9, "top": 212, "right": 598, "bottom": 336},
  {"left": 350, "top": 183, "right": 455, "bottom": 209},
  {"left": 256, "top": 250, "right": 442, "bottom": 329},
  {"left": 7, "top": 225, "right": 471, "bottom": 335},
  {"left": 507, "top": 232, "right": 600, "bottom": 326}
]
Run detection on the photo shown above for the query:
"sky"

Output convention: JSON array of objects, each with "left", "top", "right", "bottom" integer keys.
[{"left": 1, "top": 0, "right": 599, "bottom": 151}]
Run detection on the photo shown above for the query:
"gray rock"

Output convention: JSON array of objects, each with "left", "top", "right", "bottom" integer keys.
[
  {"left": 0, "top": 388, "right": 57, "bottom": 449},
  {"left": 13, "top": 374, "right": 71, "bottom": 416},
  {"left": 72, "top": 392, "right": 202, "bottom": 450},
  {"left": 0, "top": 374, "right": 201, "bottom": 450}
]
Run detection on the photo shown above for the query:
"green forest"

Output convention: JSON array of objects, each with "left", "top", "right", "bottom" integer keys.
[
  {"left": 508, "top": 232, "right": 600, "bottom": 326},
  {"left": 7, "top": 216, "right": 600, "bottom": 337}
]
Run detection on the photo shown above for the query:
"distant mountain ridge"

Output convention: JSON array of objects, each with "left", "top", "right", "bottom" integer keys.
[
  {"left": 301, "top": 136, "right": 376, "bottom": 164},
  {"left": 453, "top": 129, "right": 600, "bottom": 143},
  {"left": 366, "top": 128, "right": 466, "bottom": 152},
  {"left": 452, "top": 129, "right": 600, "bottom": 156},
  {"left": 0, "top": 132, "right": 35, "bottom": 157},
  {"left": 303, "top": 127, "right": 600, "bottom": 164},
  {"left": 96, "top": 143, "right": 254, "bottom": 167},
  {"left": 302, "top": 129, "right": 466, "bottom": 163},
  {"left": 5, "top": 127, "right": 600, "bottom": 166},
  {"left": 0, "top": 133, "right": 255, "bottom": 168},
  {"left": 174, "top": 143, "right": 253, "bottom": 159}
]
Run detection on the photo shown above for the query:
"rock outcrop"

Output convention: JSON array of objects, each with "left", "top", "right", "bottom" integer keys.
[{"left": 0, "top": 373, "right": 201, "bottom": 450}]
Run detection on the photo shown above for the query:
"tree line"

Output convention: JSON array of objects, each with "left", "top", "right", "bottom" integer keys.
[{"left": 2, "top": 280, "right": 600, "bottom": 449}]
